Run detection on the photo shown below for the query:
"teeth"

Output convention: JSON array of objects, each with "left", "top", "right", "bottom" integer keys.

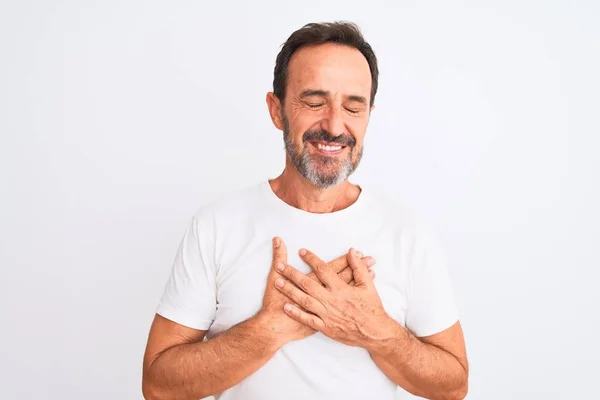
[{"left": 317, "top": 143, "right": 342, "bottom": 151}]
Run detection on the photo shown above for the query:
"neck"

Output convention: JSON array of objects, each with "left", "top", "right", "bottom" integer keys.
[{"left": 269, "top": 161, "right": 361, "bottom": 214}]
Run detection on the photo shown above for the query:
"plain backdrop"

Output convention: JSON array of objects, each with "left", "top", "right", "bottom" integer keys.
[{"left": 1, "top": 1, "right": 599, "bottom": 399}]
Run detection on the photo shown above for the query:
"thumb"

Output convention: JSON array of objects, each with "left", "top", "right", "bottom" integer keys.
[{"left": 347, "top": 248, "right": 370, "bottom": 286}]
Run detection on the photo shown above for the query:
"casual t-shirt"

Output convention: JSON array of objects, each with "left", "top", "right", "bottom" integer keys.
[{"left": 156, "top": 180, "right": 459, "bottom": 400}]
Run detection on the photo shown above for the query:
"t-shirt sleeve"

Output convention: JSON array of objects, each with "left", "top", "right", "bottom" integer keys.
[
  {"left": 405, "top": 227, "right": 459, "bottom": 338},
  {"left": 156, "top": 216, "right": 217, "bottom": 331}
]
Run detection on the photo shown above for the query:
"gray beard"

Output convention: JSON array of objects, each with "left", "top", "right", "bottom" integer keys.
[{"left": 282, "top": 120, "right": 363, "bottom": 189}]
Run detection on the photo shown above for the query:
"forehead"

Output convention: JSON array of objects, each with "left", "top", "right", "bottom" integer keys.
[{"left": 286, "top": 43, "right": 372, "bottom": 101}]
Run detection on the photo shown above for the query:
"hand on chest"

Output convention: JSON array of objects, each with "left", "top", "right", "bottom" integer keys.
[{"left": 211, "top": 230, "right": 407, "bottom": 332}]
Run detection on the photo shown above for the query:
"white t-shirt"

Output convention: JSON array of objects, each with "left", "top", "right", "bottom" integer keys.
[{"left": 156, "top": 180, "right": 459, "bottom": 400}]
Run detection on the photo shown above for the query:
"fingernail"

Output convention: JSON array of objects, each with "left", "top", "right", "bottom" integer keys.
[
  {"left": 299, "top": 249, "right": 307, "bottom": 256},
  {"left": 275, "top": 278, "right": 284, "bottom": 288},
  {"left": 273, "top": 237, "right": 280, "bottom": 248},
  {"left": 276, "top": 262, "right": 285, "bottom": 271},
  {"left": 284, "top": 304, "right": 293, "bottom": 312},
  {"left": 357, "top": 251, "right": 364, "bottom": 258},
  {"left": 350, "top": 248, "right": 357, "bottom": 257},
  {"left": 366, "top": 257, "right": 376, "bottom": 267}
]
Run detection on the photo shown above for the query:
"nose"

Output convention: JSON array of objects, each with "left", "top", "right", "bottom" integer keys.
[{"left": 322, "top": 106, "right": 345, "bottom": 137}]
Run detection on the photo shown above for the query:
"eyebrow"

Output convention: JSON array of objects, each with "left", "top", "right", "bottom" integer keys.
[
  {"left": 347, "top": 95, "right": 368, "bottom": 105},
  {"left": 299, "top": 89, "right": 368, "bottom": 105},
  {"left": 300, "top": 89, "right": 329, "bottom": 99}
]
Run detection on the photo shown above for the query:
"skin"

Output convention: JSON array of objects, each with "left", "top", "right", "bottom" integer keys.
[
  {"left": 142, "top": 240, "right": 375, "bottom": 400},
  {"left": 275, "top": 248, "right": 469, "bottom": 400},
  {"left": 266, "top": 42, "right": 468, "bottom": 399},
  {"left": 143, "top": 42, "right": 468, "bottom": 400},
  {"left": 265, "top": 43, "right": 373, "bottom": 213}
]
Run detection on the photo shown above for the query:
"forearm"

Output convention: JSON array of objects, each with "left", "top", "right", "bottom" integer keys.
[
  {"left": 368, "top": 320, "right": 468, "bottom": 400},
  {"left": 143, "top": 314, "right": 278, "bottom": 400}
]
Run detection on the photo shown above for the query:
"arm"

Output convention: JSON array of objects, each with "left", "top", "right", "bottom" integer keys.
[
  {"left": 142, "top": 313, "right": 280, "bottom": 400},
  {"left": 143, "top": 238, "right": 373, "bottom": 399},
  {"left": 142, "top": 237, "right": 297, "bottom": 400},
  {"left": 367, "top": 319, "right": 468, "bottom": 400},
  {"left": 273, "top": 248, "right": 468, "bottom": 400}
]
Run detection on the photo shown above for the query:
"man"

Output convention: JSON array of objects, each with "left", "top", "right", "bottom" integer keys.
[{"left": 142, "top": 21, "right": 468, "bottom": 400}]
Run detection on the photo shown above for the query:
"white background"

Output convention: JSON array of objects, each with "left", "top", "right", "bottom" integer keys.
[{"left": 1, "top": 1, "right": 599, "bottom": 399}]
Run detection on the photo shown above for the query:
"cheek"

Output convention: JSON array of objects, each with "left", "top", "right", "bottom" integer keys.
[
  {"left": 348, "top": 124, "right": 367, "bottom": 147},
  {"left": 289, "top": 118, "right": 316, "bottom": 141}
]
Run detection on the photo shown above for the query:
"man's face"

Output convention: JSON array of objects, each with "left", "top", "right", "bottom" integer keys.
[{"left": 279, "top": 43, "right": 373, "bottom": 188}]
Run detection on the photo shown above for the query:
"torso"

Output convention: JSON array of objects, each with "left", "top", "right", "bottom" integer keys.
[{"left": 204, "top": 181, "right": 413, "bottom": 400}]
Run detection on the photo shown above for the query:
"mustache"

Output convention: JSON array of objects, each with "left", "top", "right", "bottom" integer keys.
[{"left": 302, "top": 130, "right": 356, "bottom": 147}]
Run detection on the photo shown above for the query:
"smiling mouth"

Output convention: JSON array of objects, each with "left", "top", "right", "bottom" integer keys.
[{"left": 309, "top": 141, "right": 347, "bottom": 155}]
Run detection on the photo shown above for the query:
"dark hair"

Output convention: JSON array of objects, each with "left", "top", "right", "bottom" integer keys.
[{"left": 273, "top": 21, "right": 379, "bottom": 106}]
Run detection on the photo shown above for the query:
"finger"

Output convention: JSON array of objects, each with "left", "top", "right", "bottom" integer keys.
[
  {"left": 274, "top": 277, "right": 326, "bottom": 317},
  {"left": 352, "top": 268, "right": 375, "bottom": 285},
  {"left": 339, "top": 257, "right": 375, "bottom": 284},
  {"left": 305, "top": 272, "right": 327, "bottom": 289},
  {"left": 276, "top": 262, "right": 330, "bottom": 300},
  {"left": 327, "top": 251, "right": 365, "bottom": 274},
  {"left": 307, "top": 253, "right": 372, "bottom": 284},
  {"left": 299, "top": 249, "right": 341, "bottom": 289},
  {"left": 327, "top": 253, "right": 349, "bottom": 274},
  {"left": 283, "top": 303, "right": 325, "bottom": 331},
  {"left": 272, "top": 237, "right": 288, "bottom": 273},
  {"left": 338, "top": 266, "right": 354, "bottom": 284},
  {"left": 347, "top": 248, "right": 371, "bottom": 286},
  {"left": 369, "top": 268, "right": 375, "bottom": 280}
]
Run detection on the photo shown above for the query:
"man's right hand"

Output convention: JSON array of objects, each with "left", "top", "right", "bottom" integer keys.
[{"left": 257, "top": 237, "right": 376, "bottom": 347}]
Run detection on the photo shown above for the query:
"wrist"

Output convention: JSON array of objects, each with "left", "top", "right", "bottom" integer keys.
[
  {"left": 363, "top": 315, "right": 408, "bottom": 355},
  {"left": 251, "top": 310, "right": 287, "bottom": 352}
]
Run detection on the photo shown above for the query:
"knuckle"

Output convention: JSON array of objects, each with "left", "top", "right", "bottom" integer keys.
[
  {"left": 299, "top": 278, "right": 312, "bottom": 293},
  {"left": 342, "top": 273, "right": 353, "bottom": 283},
  {"left": 286, "top": 268, "right": 297, "bottom": 280},
  {"left": 300, "top": 296, "right": 312, "bottom": 310},
  {"left": 315, "top": 262, "right": 327, "bottom": 274},
  {"left": 282, "top": 281, "right": 294, "bottom": 294},
  {"left": 329, "top": 258, "right": 344, "bottom": 271}
]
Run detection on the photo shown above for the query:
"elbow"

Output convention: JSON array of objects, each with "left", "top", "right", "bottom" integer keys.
[
  {"left": 426, "top": 376, "right": 468, "bottom": 400},
  {"left": 455, "top": 367, "right": 469, "bottom": 400},
  {"left": 453, "top": 382, "right": 468, "bottom": 400},
  {"left": 142, "top": 379, "right": 162, "bottom": 400},
  {"left": 444, "top": 362, "right": 469, "bottom": 400},
  {"left": 142, "top": 374, "right": 172, "bottom": 400},
  {"left": 442, "top": 379, "right": 468, "bottom": 400},
  {"left": 142, "top": 376, "right": 209, "bottom": 400}
]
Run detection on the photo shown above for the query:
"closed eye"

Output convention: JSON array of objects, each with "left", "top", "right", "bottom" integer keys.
[
  {"left": 345, "top": 107, "right": 362, "bottom": 114},
  {"left": 307, "top": 103, "right": 325, "bottom": 109}
]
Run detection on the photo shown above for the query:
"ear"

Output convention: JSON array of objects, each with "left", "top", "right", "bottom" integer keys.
[
  {"left": 266, "top": 92, "right": 284, "bottom": 131},
  {"left": 369, "top": 103, "right": 376, "bottom": 113}
]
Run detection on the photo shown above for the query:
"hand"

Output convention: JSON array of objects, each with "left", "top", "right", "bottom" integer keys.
[
  {"left": 307, "top": 249, "right": 375, "bottom": 286},
  {"left": 273, "top": 248, "right": 392, "bottom": 348},
  {"left": 258, "top": 238, "right": 376, "bottom": 348}
]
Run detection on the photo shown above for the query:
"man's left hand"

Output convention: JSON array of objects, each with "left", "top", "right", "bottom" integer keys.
[{"left": 273, "top": 247, "right": 395, "bottom": 348}]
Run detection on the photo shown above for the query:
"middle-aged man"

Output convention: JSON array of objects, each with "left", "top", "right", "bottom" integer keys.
[{"left": 142, "top": 21, "right": 468, "bottom": 400}]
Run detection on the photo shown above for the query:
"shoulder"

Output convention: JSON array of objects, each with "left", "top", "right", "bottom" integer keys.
[
  {"left": 191, "top": 180, "right": 268, "bottom": 227},
  {"left": 363, "top": 186, "right": 444, "bottom": 256}
]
